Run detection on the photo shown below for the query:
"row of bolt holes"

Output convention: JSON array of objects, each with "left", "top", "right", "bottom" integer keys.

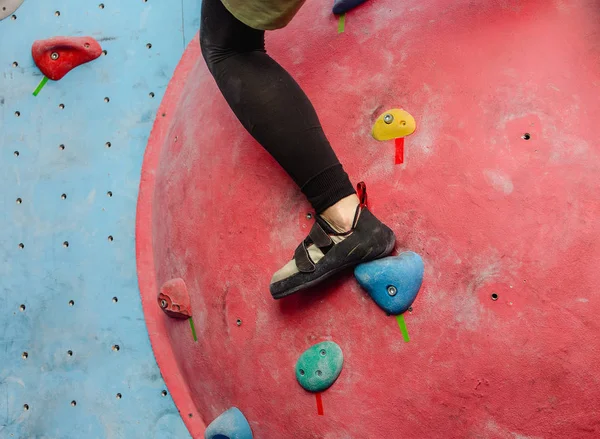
[
  {"left": 13, "top": 91, "right": 154, "bottom": 114},
  {"left": 21, "top": 390, "right": 168, "bottom": 412},
  {"left": 6, "top": 0, "right": 151, "bottom": 20},
  {"left": 17, "top": 237, "right": 113, "bottom": 249}
]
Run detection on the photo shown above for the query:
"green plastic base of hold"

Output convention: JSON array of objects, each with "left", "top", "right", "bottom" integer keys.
[{"left": 295, "top": 341, "right": 344, "bottom": 393}]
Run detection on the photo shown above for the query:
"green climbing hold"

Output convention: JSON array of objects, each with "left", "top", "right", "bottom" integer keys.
[{"left": 295, "top": 341, "right": 344, "bottom": 393}]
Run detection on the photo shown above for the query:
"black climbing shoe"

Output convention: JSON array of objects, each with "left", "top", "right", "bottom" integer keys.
[{"left": 270, "top": 184, "right": 396, "bottom": 299}]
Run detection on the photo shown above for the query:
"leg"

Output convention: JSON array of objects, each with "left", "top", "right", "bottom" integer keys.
[
  {"left": 200, "top": 0, "right": 355, "bottom": 215},
  {"left": 200, "top": 0, "right": 395, "bottom": 298}
]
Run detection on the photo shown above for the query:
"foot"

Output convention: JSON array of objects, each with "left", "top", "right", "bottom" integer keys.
[{"left": 270, "top": 186, "right": 395, "bottom": 299}]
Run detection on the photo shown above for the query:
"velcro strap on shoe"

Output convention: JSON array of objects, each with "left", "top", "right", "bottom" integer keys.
[
  {"left": 294, "top": 241, "right": 316, "bottom": 273},
  {"left": 309, "top": 222, "right": 333, "bottom": 248}
]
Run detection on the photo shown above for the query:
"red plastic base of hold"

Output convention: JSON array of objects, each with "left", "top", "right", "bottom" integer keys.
[
  {"left": 395, "top": 137, "right": 404, "bottom": 164},
  {"left": 315, "top": 393, "right": 324, "bottom": 416},
  {"left": 158, "top": 278, "right": 192, "bottom": 320},
  {"left": 31, "top": 36, "right": 102, "bottom": 81}
]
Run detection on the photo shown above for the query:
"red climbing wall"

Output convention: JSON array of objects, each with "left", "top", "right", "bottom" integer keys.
[{"left": 136, "top": 0, "right": 600, "bottom": 437}]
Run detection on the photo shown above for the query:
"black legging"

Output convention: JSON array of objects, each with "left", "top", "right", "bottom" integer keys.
[{"left": 200, "top": 0, "right": 355, "bottom": 213}]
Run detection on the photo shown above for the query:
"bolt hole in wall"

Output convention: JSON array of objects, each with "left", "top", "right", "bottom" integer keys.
[
  {"left": 522, "top": 133, "right": 531, "bottom": 140},
  {"left": 68, "top": 300, "right": 74, "bottom": 306},
  {"left": 112, "top": 344, "right": 120, "bottom": 352},
  {"left": 491, "top": 293, "right": 499, "bottom": 301}
]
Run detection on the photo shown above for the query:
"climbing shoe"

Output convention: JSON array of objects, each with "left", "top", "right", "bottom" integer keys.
[{"left": 270, "top": 183, "right": 396, "bottom": 299}]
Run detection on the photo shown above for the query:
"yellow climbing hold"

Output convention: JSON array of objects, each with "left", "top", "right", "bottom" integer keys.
[{"left": 372, "top": 108, "right": 416, "bottom": 141}]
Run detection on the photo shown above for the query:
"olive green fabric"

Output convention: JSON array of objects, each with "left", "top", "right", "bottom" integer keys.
[{"left": 221, "top": 0, "right": 306, "bottom": 30}]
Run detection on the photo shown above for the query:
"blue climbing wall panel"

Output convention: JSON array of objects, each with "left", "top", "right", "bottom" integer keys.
[{"left": 0, "top": 1, "right": 200, "bottom": 437}]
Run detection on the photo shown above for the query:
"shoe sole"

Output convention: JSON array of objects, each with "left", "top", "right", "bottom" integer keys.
[{"left": 271, "top": 236, "right": 396, "bottom": 300}]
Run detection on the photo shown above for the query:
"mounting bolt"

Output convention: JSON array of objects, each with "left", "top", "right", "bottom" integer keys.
[
  {"left": 160, "top": 299, "right": 167, "bottom": 308},
  {"left": 306, "top": 213, "right": 312, "bottom": 220},
  {"left": 236, "top": 319, "right": 242, "bottom": 326},
  {"left": 387, "top": 285, "right": 397, "bottom": 296},
  {"left": 383, "top": 114, "right": 394, "bottom": 124},
  {"left": 51, "top": 52, "right": 59, "bottom": 60}
]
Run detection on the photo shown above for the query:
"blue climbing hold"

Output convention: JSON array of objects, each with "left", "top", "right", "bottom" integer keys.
[
  {"left": 332, "top": 0, "right": 369, "bottom": 15},
  {"left": 204, "top": 407, "right": 253, "bottom": 439},
  {"left": 354, "top": 251, "right": 424, "bottom": 315}
]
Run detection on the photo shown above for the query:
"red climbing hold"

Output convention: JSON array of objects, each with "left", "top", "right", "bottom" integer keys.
[
  {"left": 31, "top": 36, "right": 102, "bottom": 81},
  {"left": 158, "top": 278, "right": 192, "bottom": 319}
]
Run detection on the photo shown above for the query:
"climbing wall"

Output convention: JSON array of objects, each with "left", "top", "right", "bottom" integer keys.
[
  {"left": 0, "top": 1, "right": 199, "bottom": 437},
  {"left": 137, "top": 0, "right": 600, "bottom": 438}
]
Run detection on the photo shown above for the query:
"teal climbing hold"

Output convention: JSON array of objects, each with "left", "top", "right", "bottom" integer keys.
[
  {"left": 295, "top": 341, "right": 344, "bottom": 393},
  {"left": 204, "top": 407, "right": 253, "bottom": 439},
  {"left": 354, "top": 251, "right": 424, "bottom": 315}
]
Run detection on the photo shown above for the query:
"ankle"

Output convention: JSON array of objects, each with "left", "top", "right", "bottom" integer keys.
[{"left": 320, "top": 194, "right": 360, "bottom": 233}]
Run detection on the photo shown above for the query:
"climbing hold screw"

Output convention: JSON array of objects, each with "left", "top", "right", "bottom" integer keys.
[
  {"left": 306, "top": 213, "right": 312, "bottom": 220},
  {"left": 236, "top": 319, "right": 242, "bottom": 326},
  {"left": 491, "top": 293, "right": 498, "bottom": 301},
  {"left": 160, "top": 299, "right": 167, "bottom": 308},
  {"left": 383, "top": 114, "right": 394, "bottom": 124},
  {"left": 387, "top": 285, "right": 397, "bottom": 296},
  {"left": 51, "top": 52, "right": 59, "bottom": 60},
  {"left": 320, "top": 349, "right": 326, "bottom": 356},
  {"left": 299, "top": 369, "right": 305, "bottom": 376},
  {"left": 315, "top": 370, "right": 323, "bottom": 377}
]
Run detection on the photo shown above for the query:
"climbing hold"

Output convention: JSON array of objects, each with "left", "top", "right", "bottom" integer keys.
[
  {"left": 372, "top": 109, "right": 416, "bottom": 164},
  {"left": 372, "top": 108, "right": 416, "bottom": 141},
  {"left": 295, "top": 341, "right": 343, "bottom": 393},
  {"left": 333, "top": 0, "right": 369, "bottom": 15},
  {"left": 204, "top": 407, "right": 253, "bottom": 439},
  {"left": 31, "top": 36, "right": 102, "bottom": 81},
  {"left": 157, "top": 278, "right": 192, "bottom": 319},
  {"left": 0, "top": 0, "right": 24, "bottom": 20},
  {"left": 354, "top": 251, "right": 424, "bottom": 315}
]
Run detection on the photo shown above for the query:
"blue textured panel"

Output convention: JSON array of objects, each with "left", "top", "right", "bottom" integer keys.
[{"left": 0, "top": 1, "right": 200, "bottom": 438}]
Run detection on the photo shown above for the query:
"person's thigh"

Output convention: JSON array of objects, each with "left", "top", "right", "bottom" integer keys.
[{"left": 200, "top": 0, "right": 265, "bottom": 62}]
